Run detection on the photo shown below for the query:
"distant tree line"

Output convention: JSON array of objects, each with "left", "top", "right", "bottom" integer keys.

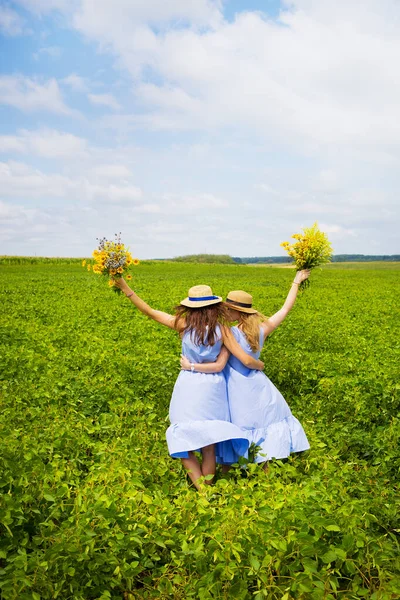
[
  {"left": 232, "top": 256, "right": 290, "bottom": 264},
  {"left": 2, "top": 253, "right": 399, "bottom": 265},
  {"left": 171, "top": 254, "right": 235, "bottom": 264},
  {"left": 329, "top": 254, "right": 400, "bottom": 262},
  {"left": 233, "top": 254, "right": 400, "bottom": 264},
  {"left": 0, "top": 256, "right": 84, "bottom": 265},
  {"left": 170, "top": 254, "right": 400, "bottom": 264}
]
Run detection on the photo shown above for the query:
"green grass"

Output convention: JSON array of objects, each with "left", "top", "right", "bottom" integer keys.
[{"left": 0, "top": 262, "right": 399, "bottom": 599}]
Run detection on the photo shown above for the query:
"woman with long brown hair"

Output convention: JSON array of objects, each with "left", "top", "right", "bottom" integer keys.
[
  {"left": 181, "top": 270, "right": 311, "bottom": 467},
  {"left": 114, "top": 278, "right": 263, "bottom": 489}
]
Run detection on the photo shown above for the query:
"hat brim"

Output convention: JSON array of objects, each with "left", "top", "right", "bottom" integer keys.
[
  {"left": 180, "top": 296, "right": 222, "bottom": 308},
  {"left": 223, "top": 301, "right": 258, "bottom": 314}
]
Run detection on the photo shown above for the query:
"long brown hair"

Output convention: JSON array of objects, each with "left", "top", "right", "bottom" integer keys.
[
  {"left": 174, "top": 303, "right": 229, "bottom": 346},
  {"left": 236, "top": 312, "right": 268, "bottom": 353}
]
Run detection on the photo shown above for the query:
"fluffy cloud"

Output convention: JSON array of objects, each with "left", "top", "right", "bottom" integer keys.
[
  {"left": 0, "top": 198, "right": 77, "bottom": 252},
  {"left": 1, "top": 0, "right": 399, "bottom": 257},
  {"left": 161, "top": 192, "right": 229, "bottom": 213},
  {"left": 88, "top": 164, "right": 133, "bottom": 179},
  {"left": 34, "top": 46, "right": 62, "bottom": 60},
  {"left": 66, "top": 0, "right": 400, "bottom": 160},
  {"left": 73, "top": 0, "right": 222, "bottom": 39},
  {"left": 12, "top": 0, "right": 71, "bottom": 15},
  {"left": 61, "top": 73, "right": 88, "bottom": 92},
  {"left": 0, "top": 5, "right": 24, "bottom": 35},
  {"left": 0, "top": 129, "right": 88, "bottom": 158},
  {"left": 0, "top": 76, "right": 77, "bottom": 116},
  {"left": 0, "top": 160, "right": 142, "bottom": 203},
  {"left": 0, "top": 199, "right": 36, "bottom": 223},
  {"left": 88, "top": 93, "right": 121, "bottom": 111}
]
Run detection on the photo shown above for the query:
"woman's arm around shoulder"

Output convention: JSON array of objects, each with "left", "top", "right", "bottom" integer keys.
[
  {"left": 221, "top": 326, "right": 264, "bottom": 370},
  {"left": 114, "top": 277, "right": 178, "bottom": 330}
]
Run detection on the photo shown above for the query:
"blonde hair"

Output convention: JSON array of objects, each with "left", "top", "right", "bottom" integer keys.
[{"left": 237, "top": 312, "right": 268, "bottom": 352}]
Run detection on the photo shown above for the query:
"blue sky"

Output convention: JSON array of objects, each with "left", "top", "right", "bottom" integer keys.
[{"left": 0, "top": 0, "right": 399, "bottom": 258}]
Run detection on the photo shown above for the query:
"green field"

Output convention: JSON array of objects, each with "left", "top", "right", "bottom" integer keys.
[{"left": 1, "top": 262, "right": 399, "bottom": 599}]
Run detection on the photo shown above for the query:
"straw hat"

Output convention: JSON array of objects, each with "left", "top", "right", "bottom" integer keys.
[
  {"left": 180, "top": 284, "right": 222, "bottom": 308},
  {"left": 225, "top": 290, "right": 258, "bottom": 314}
]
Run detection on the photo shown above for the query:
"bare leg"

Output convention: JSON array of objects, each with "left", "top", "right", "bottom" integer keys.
[
  {"left": 262, "top": 461, "right": 269, "bottom": 472},
  {"left": 221, "top": 464, "right": 232, "bottom": 474},
  {"left": 181, "top": 452, "right": 203, "bottom": 490},
  {"left": 201, "top": 444, "right": 216, "bottom": 485}
]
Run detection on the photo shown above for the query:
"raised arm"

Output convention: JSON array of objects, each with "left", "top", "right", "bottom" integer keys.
[
  {"left": 114, "top": 277, "right": 177, "bottom": 329},
  {"left": 221, "top": 327, "right": 264, "bottom": 370},
  {"left": 180, "top": 346, "right": 230, "bottom": 373},
  {"left": 262, "top": 269, "right": 310, "bottom": 336}
]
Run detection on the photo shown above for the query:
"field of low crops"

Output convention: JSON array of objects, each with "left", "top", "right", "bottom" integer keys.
[{"left": 1, "top": 260, "right": 399, "bottom": 599}]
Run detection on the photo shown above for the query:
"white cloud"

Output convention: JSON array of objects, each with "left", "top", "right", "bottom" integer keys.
[
  {"left": 161, "top": 192, "right": 229, "bottom": 213},
  {"left": 67, "top": 0, "right": 400, "bottom": 160},
  {"left": 311, "top": 170, "right": 341, "bottom": 194},
  {"left": 0, "top": 160, "right": 142, "bottom": 204},
  {"left": 89, "top": 164, "right": 132, "bottom": 178},
  {"left": 0, "top": 129, "right": 88, "bottom": 158},
  {"left": 134, "top": 203, "right": 162, "bottom": 214},
  {"left": 73, "top": 0, "right": 223, "bottom": 40},
  {"left": 0, "top": 5, "right": 24, "bottom": 35},
  {"left": 88, "top": 93, "right": 121, "bottom": 111},
  {"left": 0, "top": 199, "right": 73, "bottom": 252},
  {"left": 34, "top": 46, "right": 62, "bottom": 60},
  {"left": 0, "top": 135, "right": 25, "bottom": 154},
  {"left": 62, "top": 73, "right": 88, "bottom": 92},
  {"left": 12, "top": 0, "right": 70, "bottom": 15},
  {"left": 0, "top": 199, "right": 36, "bottom": 222},
  {"left": 318, "top": 223, "right": 357, "bottom": 240},
  {"left": 0, "top": 75, "right": 78, "bottom": 116},
  {"left": 0, "top": 161, "right": 73, "bottom": 199},
  {"left": 254, "top": 183, "right": 279, "bottom": 196},
  {"left": 1, "top": 0, "right": 400, "bottom": 257},
  {"left": 83, "top": 182, "right": 142, "bottom": 202}
]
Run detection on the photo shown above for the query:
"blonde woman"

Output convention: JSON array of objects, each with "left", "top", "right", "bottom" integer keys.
[
  {"left": 181, "top": 270, "right": 310, "bottom": 466},
  {"left": 114, "top": 279, "right": 263, "bottom": 489}
]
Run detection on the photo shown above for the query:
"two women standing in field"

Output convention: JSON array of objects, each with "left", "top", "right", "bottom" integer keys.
[
  {"left": 115, "top": 270, "right": 310, "bottom": 489},
  {"left": 180, "top": 278, "right": 310, "bottom": 467}
]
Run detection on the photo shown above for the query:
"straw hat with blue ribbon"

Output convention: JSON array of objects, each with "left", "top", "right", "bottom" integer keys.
[{"left": 180, "top": 285, "right": 222, "bottom": 308}]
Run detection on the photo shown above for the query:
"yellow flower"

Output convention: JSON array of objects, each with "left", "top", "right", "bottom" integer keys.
[
  {"left": 91, "top": 237, "right": 139, "bottom": 287},
  {"left": 87, "top": 264, "right": 91, "bottom": 271},
  {"left": 133, "top": 258, "right": 140, "bottom": 266},
  {"left": 280, "top": 222, "right": 333, "bottom": 271},
  {"left": 126, "top": 274, "right": 132, "bottom": 280},
  {"left": 82, "top": 260, "right": 86, "bottom": 267}
]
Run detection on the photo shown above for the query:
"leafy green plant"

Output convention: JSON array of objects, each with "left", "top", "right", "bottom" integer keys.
[{"left": 1, "top": 261, "right": 399, "bottom": 598}]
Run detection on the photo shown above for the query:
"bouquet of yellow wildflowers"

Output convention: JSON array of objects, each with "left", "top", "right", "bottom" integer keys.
[
  {"left": 281, "top": 222, "right": 333, "bottom": 289},
  {"left": 82, "top": 233, "right": 139, "bottom": 292}
]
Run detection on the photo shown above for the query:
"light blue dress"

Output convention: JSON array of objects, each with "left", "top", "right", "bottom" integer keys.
[
  {"left": 166, "top": 326, "right": 250, "bottom": 464},
  {"left": 225, "top": 326, "right": 310, "bottom": 462}
]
